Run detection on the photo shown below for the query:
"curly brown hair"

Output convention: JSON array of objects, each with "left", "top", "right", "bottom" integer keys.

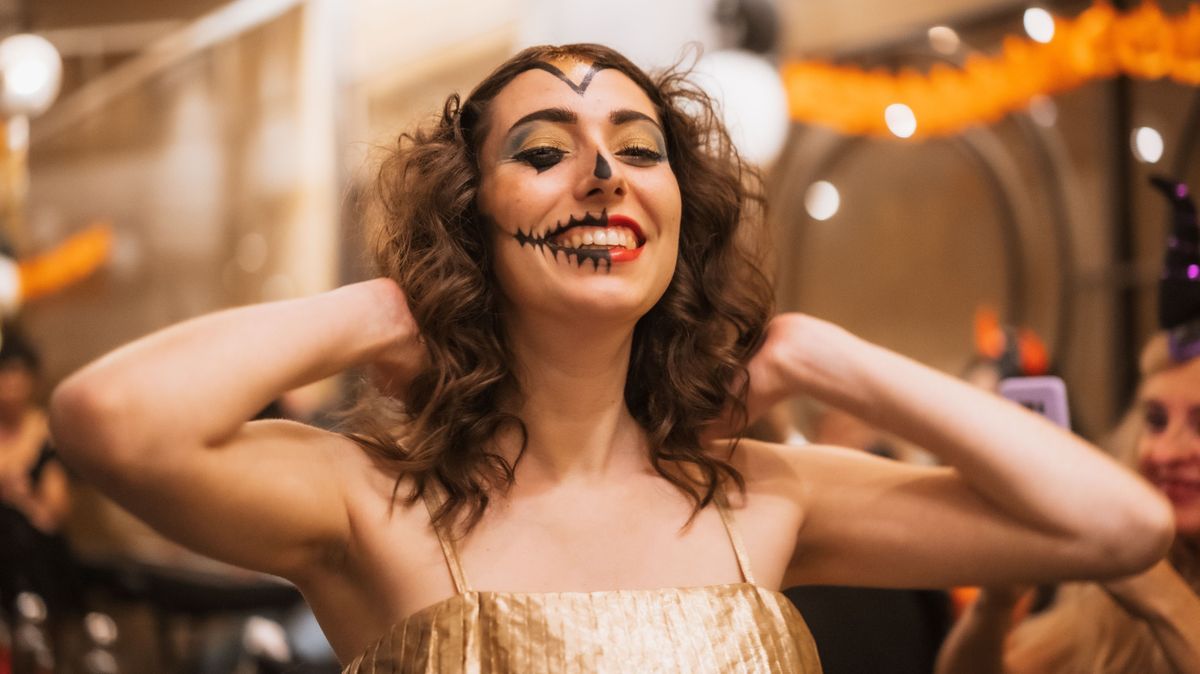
[{"left": 349, "top": 43, "right": 774, "bottom": 532}]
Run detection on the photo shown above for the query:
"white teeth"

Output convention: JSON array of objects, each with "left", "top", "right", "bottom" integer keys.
[{"left": 550, "top": 225, "right": 638, "bottom": 250}]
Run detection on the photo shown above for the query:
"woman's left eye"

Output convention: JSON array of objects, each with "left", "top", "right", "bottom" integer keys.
[{"left": 616, "top": 145, "right": 664, "bottom": 164}]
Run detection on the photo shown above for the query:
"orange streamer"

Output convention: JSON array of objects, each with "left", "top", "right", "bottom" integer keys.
[{"left": 18, "top": 221, "right": 113, "bottom": 302}]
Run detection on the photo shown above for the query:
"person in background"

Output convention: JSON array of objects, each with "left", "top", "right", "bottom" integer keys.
[
  {"left": 0, "top": 324, "right": 77, "bottom": 668},
  {"left": 935, "top": 177, "right": 1200, "bottom": 674}
]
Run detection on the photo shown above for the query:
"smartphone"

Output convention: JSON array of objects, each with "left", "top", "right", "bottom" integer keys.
[{"left": 999, "top": 376, "right": 1071, "bottom": 430}]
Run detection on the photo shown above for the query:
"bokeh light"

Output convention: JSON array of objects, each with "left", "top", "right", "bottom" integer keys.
[
  {"left": 805, "top": 181, "right": 841, "bottom": 221},
  {"left": 1132, "top": 126, "right": 1164, "bottom": 164},
  {"left": 885, "top": 103, "right": 917, "bottom": 138},
  {"left": 927, "top": 26, "right": 961, "bottom": 55},
  {"left": 1023, "top": 7, "right": 1055, "bottom": 44}
]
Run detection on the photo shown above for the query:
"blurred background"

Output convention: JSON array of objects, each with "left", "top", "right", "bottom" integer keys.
[{"left": 1, "top": 0, "right": 1197, "bottom": 671}]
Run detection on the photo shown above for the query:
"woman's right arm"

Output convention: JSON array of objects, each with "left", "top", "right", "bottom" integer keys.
[{"left": 49, "top": 278, "right": 420, "bottom": 579}]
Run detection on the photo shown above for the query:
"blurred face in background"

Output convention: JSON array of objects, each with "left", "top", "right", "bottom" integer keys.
[
  {"left": 0, "top": 360, "right": 33, "bottom": 409},
  {"left": 1137, "top": 357, "right": 1200, "bottom": 538}
]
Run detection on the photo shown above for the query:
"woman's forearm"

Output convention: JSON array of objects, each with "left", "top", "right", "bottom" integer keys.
[
  {"left": 766, "top": 314, "right": 1173, "bottom": 574},
  {"left": 51, "top": 278, "right": 414, "bottom": 464}
]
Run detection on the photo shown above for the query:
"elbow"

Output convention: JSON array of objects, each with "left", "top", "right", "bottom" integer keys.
[
  {"left": 49, "top": 373, "right": 138, "bottom": 477},
  {"left": 1091, "top": 491, "right": 1176, "bottom": 577}
]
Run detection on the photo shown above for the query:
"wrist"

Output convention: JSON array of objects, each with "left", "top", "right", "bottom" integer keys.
[{"left": 339, "top": 278, "right": 416, "bottom": 359}]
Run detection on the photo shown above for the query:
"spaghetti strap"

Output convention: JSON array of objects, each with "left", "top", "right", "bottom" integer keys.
[
  {"left": 421, "top": 489, "right": 471, "bottom": 594},
  {"left": 714, "top": 485, "right": 756, "bottom": 585}
]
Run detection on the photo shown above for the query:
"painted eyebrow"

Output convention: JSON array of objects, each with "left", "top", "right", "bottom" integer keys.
[
  {"left": 506, "top": 107, "right": 578, "bottom": 136},
  {"left": 610, "top": 109, "right": 662, "bottom": 132}
]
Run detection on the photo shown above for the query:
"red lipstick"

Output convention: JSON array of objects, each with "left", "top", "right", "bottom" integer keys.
[
  {"left": 607, "top": 215, "right": 645, "bottom": 245},
  {"left": 607, "top": 214, "right": 645, "bottom": 263}
]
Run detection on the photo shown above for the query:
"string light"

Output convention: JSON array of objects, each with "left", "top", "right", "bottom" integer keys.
[
  {"left": 1023, "top": 7, "right": 1056, "bottom": 44},
  {"left": 1132, "top": 126, "right": 1165, "bottom": 163},
  {"left": 927, "top": 26, "right": 961, "bottom": 55},
  {"left": 805, "top": 181, "right": 841, "bottom": 221},
  {"left": 885, "top": 103, "right": 917, "bottom": 138},
  {"left": 0, "top": 34, "right": 62, "bottom": 118}
]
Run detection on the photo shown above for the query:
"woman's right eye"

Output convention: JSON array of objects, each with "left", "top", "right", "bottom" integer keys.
[
  {"left": 514, "top": 147, "right": 566, "bottom": 172},
  {"left": 1144, "top": 403, "right": 1169, "bottom": 434}
]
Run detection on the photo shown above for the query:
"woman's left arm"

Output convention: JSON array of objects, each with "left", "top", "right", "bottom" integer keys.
[
  {"left": 1101, "top": 560, "right": 1200, "bottom": 674},
  {"left": 745, "top": 313, "right": 1174, "bottom": 587}
]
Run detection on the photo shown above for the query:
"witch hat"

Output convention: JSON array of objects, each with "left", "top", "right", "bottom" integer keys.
[{"left": 1149, "top": 176, "right": 1200, "bottom": 361}]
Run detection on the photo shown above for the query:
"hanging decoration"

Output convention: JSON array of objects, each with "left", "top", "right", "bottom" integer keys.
[
  {"left": 0, "top": 221, "right": 113, "bottom": 315},
  {"left": 782, "top": 1, "right": 1200, "bottom": 138}
]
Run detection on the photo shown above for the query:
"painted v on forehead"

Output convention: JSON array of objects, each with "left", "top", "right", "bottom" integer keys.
[{"left": 526, "top": 61, "right": 610, "bottom": 96}]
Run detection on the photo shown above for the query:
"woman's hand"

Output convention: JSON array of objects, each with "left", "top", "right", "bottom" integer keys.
[
  {"left": 706, "top": 313, "right": 853, "bottom": 439},
  {"left": 366, "top": 279, "right": 427, "bottom": 398}
]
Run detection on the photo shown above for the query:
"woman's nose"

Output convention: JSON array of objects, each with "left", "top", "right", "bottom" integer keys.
[
  {"left": 577, "top": 150, "right": 626, "bottom": 200},
  {"left": 1143, "top": 423, "right": 1196, "bottom": 463}
]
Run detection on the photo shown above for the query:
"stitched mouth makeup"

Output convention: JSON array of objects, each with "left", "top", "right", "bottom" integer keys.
[{"left": 514, "top": 209, "right": 646, "bottom": 272}]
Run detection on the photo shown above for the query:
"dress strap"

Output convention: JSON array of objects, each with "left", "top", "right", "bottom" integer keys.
[
  {"left": 421, "top": 489, "right": 471, "bottom": 594},
  {"left": 714, "top": 484, "right": 756, "bottom": 585}
]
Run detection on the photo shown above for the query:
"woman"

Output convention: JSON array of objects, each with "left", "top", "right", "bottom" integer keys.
[
  {"left": 49, "top": 44, "right": 1172, "bottom": 672},
  {"left": 0, "top": 326, "right": 74, "bottom": 643},
  {"left": 935, "top": 333, "right": 1200, "bottom": 674}
]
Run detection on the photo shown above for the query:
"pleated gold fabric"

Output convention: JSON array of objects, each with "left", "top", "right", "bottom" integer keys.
[{"left": 343, "top": 492, "right": 822, "bottom": 673}]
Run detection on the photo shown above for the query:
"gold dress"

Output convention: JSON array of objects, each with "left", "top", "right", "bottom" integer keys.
[{"left": 342, "top": 491, "right": 822, "bottom": 673}]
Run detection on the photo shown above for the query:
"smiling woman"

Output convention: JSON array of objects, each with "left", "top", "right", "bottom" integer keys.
[
  {"left": 48, "top": 43, "right": 1175, "bottom": 674},
  {"left": 358, "top": 44, "right": 773, "bottom": 534}
]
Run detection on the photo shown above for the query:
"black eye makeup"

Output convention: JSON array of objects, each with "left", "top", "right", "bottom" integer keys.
[
  {"left": 513, "top": 146, "right": 567, "bottom": 173},
  {"left": 1143, "top": 401, "right": 1169, "bottom": 434}
]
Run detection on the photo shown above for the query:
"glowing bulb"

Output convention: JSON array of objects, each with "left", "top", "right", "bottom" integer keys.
[
  {"left": 1132, "top": 126, "right": 1164, "bottom": 164},
  {"left": 927, "top": 26, "right": 961, "bottom": 55},
  {"left": 1024, "top": 8, "right": 1055, "bottom": 44},
  {"left": 885, "top": 103, "right": 917, "bottom": 139},
  {"left": 0, "top": 34, "right": 62, "bottom": 117},
  {"left": 805, "top": 181, "right": 841, "bottom": 221},
  {"left": 692, "top": 50, "right": 790, "bottom": 165}
]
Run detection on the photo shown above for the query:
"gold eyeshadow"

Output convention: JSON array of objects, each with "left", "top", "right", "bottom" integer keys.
[
  {"left": 502, "top": 123, "right": 573, "bottom": 157},
  {"left": 611, "top": 122, "right": 666, "bottom": 155}
]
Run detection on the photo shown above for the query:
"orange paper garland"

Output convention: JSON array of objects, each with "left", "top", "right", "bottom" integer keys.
[{"left": 782, "top": 1, "right": 1200, "bottom": 138}]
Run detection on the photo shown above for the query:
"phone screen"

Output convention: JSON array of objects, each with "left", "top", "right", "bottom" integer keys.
[{"left": 998, "top": 376, "right": 1071, "bottom": 430}]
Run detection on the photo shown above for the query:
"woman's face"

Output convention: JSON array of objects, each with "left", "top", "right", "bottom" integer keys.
[
  {"left": 475, "top": 59, "right": 682, "bottom": 327},
  {"left": 1137, "top": 357, "right": 1200, "bottom": 538}
]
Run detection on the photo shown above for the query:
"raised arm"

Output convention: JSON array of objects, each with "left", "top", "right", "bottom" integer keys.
[
  {"left": 49, "top": 278, "right": 421, "bottom": 579},
  {"left": 744, "top": 313, "right": 1174, "bottom": 588}
]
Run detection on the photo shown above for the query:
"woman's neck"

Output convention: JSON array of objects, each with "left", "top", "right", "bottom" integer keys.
[{"left": 502, "top": 313, "right": 647, "bottom": 482}]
